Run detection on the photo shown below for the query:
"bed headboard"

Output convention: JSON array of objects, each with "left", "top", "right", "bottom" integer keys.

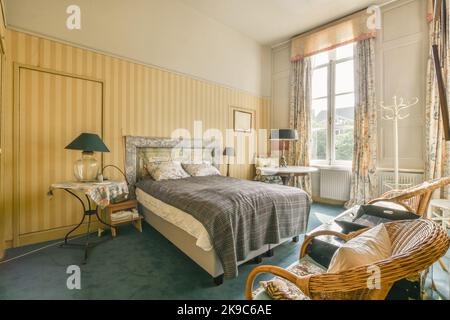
[{"left": 125, "top": 136, "right": 220, "bottom": 189}]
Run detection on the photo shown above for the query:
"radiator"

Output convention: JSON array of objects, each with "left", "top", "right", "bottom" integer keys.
[
  {"left": 377, "top": 171, "right": 424, "bottom": 196},
  {"left": 319, "top": 168, "right": 352, "bottom": 201}
]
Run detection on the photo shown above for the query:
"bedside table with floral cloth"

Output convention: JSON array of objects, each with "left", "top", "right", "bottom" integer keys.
[{"left": 48, "top": 180, "right": 128, "bottom": 263}]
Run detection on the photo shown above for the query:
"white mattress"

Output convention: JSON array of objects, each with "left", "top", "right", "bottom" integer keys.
[{"left": 136, "top": 188, "right": 213, "bottom": 251}]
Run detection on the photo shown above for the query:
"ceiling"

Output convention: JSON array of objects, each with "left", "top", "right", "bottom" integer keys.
[{"left": 180, "top": 0, "right": 394, "bottom": 45}]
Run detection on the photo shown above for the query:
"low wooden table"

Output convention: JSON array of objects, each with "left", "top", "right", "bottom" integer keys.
[
  {"left": 103, "top": 200, "right": 143, "bottom": 237},
  {"left": 256, "top": 166, "right": 318, "bottom": 186},
  {"left": 428, "top": 199, "right": 450, "bottom": 229}
]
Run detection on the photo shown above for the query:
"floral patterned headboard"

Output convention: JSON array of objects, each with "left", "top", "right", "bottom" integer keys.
[{"left": 124, "top": 136, "right": 220, "bottom": 189}]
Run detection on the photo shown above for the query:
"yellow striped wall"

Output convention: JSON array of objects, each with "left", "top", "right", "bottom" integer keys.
[
  {"left": 1, "top": 29, "right": 270, "bottom": 248},
  {"left": 0, "top": 1, "right": 7, "bottom": 258}
]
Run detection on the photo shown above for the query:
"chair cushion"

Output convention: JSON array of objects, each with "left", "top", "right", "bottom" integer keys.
[
  {"left": 255, "top": 256, "right": 326, "bottom": 300},
  {"left": 255, "top": 157, "right": 279, "bottom": 168},
  {"left": 371, "top": 201, "right": 408, "bottom": 211},
  {"left": 328, "top": 224, "right": 392, "bottom": 274}
]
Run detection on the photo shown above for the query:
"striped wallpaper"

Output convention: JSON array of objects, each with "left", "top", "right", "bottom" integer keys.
[
  {"left": 0, "top": 6, "right": 5, "bottom": 256},
  {"left": 1, "top": 29, "right": 270, "bottom": 247}
]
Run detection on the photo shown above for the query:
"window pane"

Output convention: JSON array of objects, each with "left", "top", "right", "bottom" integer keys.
[
  {"left": 311, "top": 98, "right": 328, "bottom": 161},
  {"left": 335, "top": 93, "right": 355, "bottom": 109},
  {"left": 334, "top": 94, "right": 354, "bottom": 162},
  {"left": 312, "top": 67, "right": 328, "bottom": 99},
  {"left": 336, "top": 43, "right": 354, "bottom": 60},
  {"left": 312, "top": 51, "right": 329, "bottom": 67},
  {"left": 335, "top": 60, "right": 354, "bottom": 94}
]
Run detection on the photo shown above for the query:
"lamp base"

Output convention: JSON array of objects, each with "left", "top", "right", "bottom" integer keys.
[
  {"left": 280, "top": 156, "right": 288, "bottom": 168},
  {"left": 74, "top": 151, "right": 100, "bottom": 182}
]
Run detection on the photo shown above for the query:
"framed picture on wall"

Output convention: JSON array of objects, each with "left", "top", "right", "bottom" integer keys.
[{"left": 233, "top": 109, "right": 253, "bottom": 133}]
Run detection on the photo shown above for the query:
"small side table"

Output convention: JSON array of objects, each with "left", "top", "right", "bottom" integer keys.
[
  {"left": 428, "top": 199, "right": 450, "bottom": 229},
  {"left": 427, "top": 199, "right": 450, "bottom": 298},
  {"left": 103, "top": 200, "right": 143, "bottom": 237},
  {"left": 48, "top": 181, "right": 128, "bottom": 263},
  {"left": 256, "top": 166, "right": 319, "bottom": 186}
]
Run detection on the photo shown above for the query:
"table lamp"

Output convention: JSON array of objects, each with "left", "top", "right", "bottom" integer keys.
[
  {"left": 223, "top": 147, "right": 235, "bottom": 177},
  {"left": 65, "top": 133, "right": 110, "bottom": 182},
  {"left": 269, "top": 129, "right": 298, "bottom": 168}
]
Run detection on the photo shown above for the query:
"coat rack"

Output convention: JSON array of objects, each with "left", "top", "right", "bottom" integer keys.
[{"left": 381, "top": 96, "right": 419, "bottom": 190}]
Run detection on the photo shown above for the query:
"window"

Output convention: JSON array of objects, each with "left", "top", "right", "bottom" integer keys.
[{"left": 310, "top": 43, "right": 355, "bottom": 166}]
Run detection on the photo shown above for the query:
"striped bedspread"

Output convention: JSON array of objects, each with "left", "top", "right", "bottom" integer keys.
[{"left": 136, "top": 175, "right": 311, "bottom": 278}]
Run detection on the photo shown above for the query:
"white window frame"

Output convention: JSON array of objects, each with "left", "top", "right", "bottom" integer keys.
[{"left": 310, "top": 46, "right": 355, "bottom": 168}]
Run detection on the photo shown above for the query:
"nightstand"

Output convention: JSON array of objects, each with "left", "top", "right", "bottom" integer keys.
[
  {"left": 104, "top": 199, "right": 143, "bottom": 237},
  {"left": 49, "top": 180, "right": 128, "bottom": 263}
]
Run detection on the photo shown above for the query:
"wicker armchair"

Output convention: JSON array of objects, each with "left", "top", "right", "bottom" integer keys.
[
  {"left": 246, "top": 219, "right": 450, "bottom": 300},
  {"left": 368, "top": 177, "right": 450, "bottom": 217}
]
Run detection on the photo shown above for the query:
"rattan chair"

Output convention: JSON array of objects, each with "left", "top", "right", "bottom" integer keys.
[
  {"left": 246, "top": 219, "right": 450, "bottom": 300},
  {"left": 368, "top": 177, "right": 450, "bottom": 217}
]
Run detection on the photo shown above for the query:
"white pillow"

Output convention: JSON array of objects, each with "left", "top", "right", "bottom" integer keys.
[
  {"left": 256, "top": 157, "right": 279, "bottom": 168},
  {"left": 182, "top": 163, "right": 221, "bottom": 177},
  {"left": 145, "top": 161, "right": 190, "bottom": 181},
  {"left": 327, "top": 224, "right": 392, "bottom": 274}
]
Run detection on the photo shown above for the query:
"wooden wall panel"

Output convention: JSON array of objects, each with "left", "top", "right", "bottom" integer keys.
[
  {"left": 0, "top": 0, "right": 7, "bottom": 258},
  {"left": 18, "top": 67, "right": 103, "bottom": 235},
  {"left": 1, "top": 29, "right": 270, "bottom": 246}
]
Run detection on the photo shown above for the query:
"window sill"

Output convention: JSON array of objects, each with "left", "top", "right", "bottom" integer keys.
[{"left": 311, "top": 163, "right": 352, "bottom": 171}]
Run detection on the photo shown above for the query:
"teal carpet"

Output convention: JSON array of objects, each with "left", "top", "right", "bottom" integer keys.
[{"left": 0, "top": 203, "right": 448, "bottom": 300}]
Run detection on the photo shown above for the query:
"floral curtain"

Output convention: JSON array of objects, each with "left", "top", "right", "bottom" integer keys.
[
  {"left": 346, "top": 38, "right": 377, "bottom": 208},
  {"left": 288, "top": 58, "right": 312, "bottom": 195},
  {"left": 425, "top": 1, "right": 450, "bottom": 198}
]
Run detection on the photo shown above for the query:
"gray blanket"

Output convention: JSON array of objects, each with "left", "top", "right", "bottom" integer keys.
[{"left": 136, "top": 176, "right": 311, "bottom": 278}]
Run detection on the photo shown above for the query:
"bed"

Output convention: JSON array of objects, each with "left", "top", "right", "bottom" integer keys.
[{"left": 125, "top": 136, "right": 311, "bottom": 285}]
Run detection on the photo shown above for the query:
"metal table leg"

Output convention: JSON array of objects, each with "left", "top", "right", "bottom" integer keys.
[
  {"left": 60, "top": 190, "right": 114, "bottom": 264},
  {"left": 62, "top": 189, "right": 88, "bottom": 245}
]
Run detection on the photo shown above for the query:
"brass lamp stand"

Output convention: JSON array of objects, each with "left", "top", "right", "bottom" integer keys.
[{"left": 223, "top": 147, "right": 235, "bottom": 177}]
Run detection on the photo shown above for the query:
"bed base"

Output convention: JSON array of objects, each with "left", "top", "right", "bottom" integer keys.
[
  {"left": 213, "top": 275, "right": 224, "bottom": 286},
  {"left": 139, "top": 205, "right": 298, "bottom": 285}
]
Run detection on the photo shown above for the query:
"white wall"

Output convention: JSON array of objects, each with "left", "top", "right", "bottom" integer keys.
[
  {"left": 4, "top": 0, "right": 271, "bottom": 97},
  {"left": 376, "top": 0, "right": 427, "bottom": 172},
  {"left": 270, "top": 42, "right": 291, "bottom": 130}
]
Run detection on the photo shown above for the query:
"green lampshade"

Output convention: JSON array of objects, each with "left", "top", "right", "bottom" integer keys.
[{"left": 65, "top": 133, "right": 110, "bottom": 153}]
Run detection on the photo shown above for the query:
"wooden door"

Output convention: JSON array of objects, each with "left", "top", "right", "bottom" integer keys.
[{"left": 16, "top": 66, "right": 103, "bottom": 241}]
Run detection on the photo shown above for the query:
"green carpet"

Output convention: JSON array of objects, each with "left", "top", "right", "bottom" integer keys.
[{"left": 0, "top": 203, "right": 448, "bottom": 300}]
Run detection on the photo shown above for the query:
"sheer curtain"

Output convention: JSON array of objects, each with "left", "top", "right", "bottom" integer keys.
[
  {"left": 346, "top": 38, "right": 377, "bottom": 208},
  {"left": 288, "top": 58, "right": 312, "bottom": 195}
]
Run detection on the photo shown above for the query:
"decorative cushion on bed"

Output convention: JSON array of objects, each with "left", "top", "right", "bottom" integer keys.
[
  {"left": 182, "top": 163, "right": 221, "bottom": 177},
  {"left": 256, "top": 157, "right": 279, "bottom": 168},
  {"left": 327, "top": 224, "right": 392, "bottom": 274},
  {"left": 145, "top": 161, "right": 190, "bottom": 181},
  {"left": 257, "top": 256, "right": 326, "bottom": 300}
]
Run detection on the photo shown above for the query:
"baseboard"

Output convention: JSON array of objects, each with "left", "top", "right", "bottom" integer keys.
[
  {"left": 16, "top": 221, "right": 104, "bottom": 247},
  {"left": 4, "top": 239, "right": 13, "bottom": 249},
  {"left": 312, "top": 196, "right": 346, "bottom": 207}
]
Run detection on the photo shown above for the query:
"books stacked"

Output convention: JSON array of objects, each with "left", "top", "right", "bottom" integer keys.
[{"left": 111, "top": 208, "right": 140, "bottom": 222}]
